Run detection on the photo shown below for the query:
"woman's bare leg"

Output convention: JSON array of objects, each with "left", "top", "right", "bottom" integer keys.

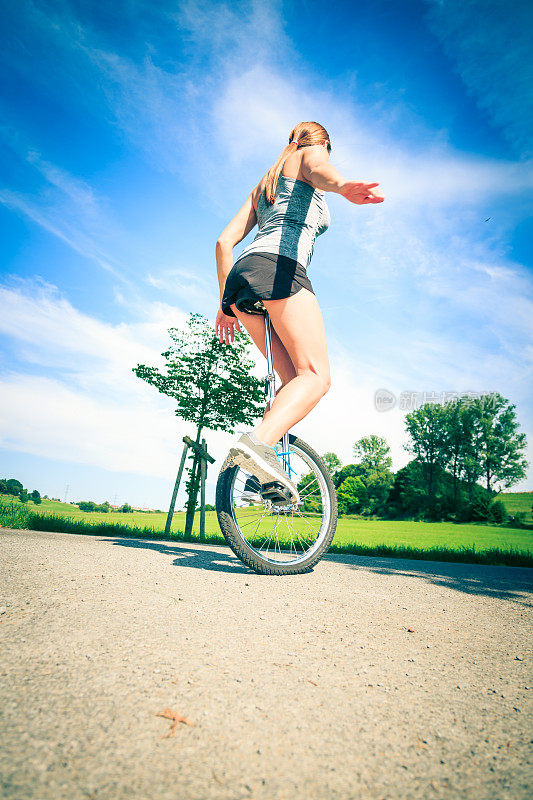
[
  {"left": 252, "top": 288, "right": 331, "bottom": 446},
  {"left": 229, "top": 303, "right": 297, "bottom": 416}
]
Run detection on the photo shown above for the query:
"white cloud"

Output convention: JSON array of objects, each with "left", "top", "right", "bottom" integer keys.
[
  {"left": 424, "top": 0, "right": 533, "bottom": 157},
  {"left": 208, "top": 62, "right": 533, "bottom": 211},
  {"left": 0, "top": 279, "right": 184, "bottom": 474},
  {"left": 0, "top": 279, "right": 262, "bottom": 479},
  {"left": 146, "top": 267, "right": 219, "bottom": 308},
  {"left": 0, "top": 373, "right": 177, "bottom": 477}
]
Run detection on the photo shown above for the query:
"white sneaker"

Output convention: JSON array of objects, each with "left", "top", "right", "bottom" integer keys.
[{"left": 229, "top": 432, "right": 300, "bottom": 504}]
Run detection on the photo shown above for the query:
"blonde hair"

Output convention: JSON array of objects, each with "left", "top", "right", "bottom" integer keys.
[{"left": 264, "top": 121, "right": 332, "bottom": 205}]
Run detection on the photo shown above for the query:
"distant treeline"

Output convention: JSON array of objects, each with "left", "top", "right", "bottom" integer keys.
[
  {"left": 0, "top": 478, "right": 41, "bottom": 505},
  {"left": 77, "top": 500, "right": 133, "bottom": 513},
  {"left": 312, "top": 393, "right": 530, "bottom": 525}
]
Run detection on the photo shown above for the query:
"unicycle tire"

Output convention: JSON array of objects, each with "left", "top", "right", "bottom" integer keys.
[{"left": 216, "top": 433, "right": 338, "bottom": 575}]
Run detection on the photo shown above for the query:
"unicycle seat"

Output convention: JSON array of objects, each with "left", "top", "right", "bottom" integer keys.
[{"left": 236, "top": 297, "right": 267, "bottom": 315}]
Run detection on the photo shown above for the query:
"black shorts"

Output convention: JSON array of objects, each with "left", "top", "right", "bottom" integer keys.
[{"left": 221, "top": 252, "right": 315, "bottom": 317}]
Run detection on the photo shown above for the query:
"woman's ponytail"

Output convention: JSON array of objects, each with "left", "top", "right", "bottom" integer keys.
[{"left": 263, "top": 122, "right": 331, "bottom": 205}]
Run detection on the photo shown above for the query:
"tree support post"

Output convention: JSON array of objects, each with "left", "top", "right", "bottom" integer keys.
[
  {"left": 199, "top": 437, "right": 207, "bottom": 541},
  {"left": 165, "top": 441, "right": 189, "bottom": 536},
  {"left": 167, "top": 435, "right": 216, "bottom": 538}
]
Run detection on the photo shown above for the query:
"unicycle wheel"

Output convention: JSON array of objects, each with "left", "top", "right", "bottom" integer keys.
[{"left": 215, "top": 433, "right": 338, "bottom": 575}]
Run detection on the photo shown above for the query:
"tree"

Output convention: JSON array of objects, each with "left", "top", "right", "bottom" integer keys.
[
  {"left": 331, "top": 437, "right": 394, "bottom": 516},
  {"left": 78, "top": 501, "right": 97, "bottom": 512},
  {"left": 362, "top": 467, "right": 395, "bottom": 515},
  {"left": 385, "top": 461, "right": 427, "bottom": 519},
  {"left": 442, "top": 398, "right": 468, "bottom": 505},
  {"left": 77, "top": 500, "right": 110, "bottom": 513},
  {"left": 297, "top": 471, "right": 323, "bottom": 512},
  {"left": 488, "top": 500, "right": 507, "bottom": 524},
  {"left": 321, "top": 452, "right": 342, "bottom": 479},
  {"left": 404, "top": 403, "right": 450, "bottom": 498},
  {"left": 475, "top": 393, "right": 529, "bottom": 494},
  {"left": 31, "top": 489, "right": 42, "bottom": 505},
  {"left": 333, "top": 463, "right": 363, "bottom": 489},
  {"left": 455, "top": 401, "right": 485, "bottom": 503},
  {"left": 19, "top": 489, "right": 29, "bottom": 504},
  {"left": 118, "top": 503, "right": 133, "bottom": 513},
  {"left": 337, "top": 476, "right": 368, "bottom": 515},
  {"left": 133, "top": 313, "right": 265, "bottom": 536},
  {"left": 2, "top": 478, "right": 23, "bottom": 497},
  {"left": 353, "top": 435, "right": 392, "bottom": 471}
]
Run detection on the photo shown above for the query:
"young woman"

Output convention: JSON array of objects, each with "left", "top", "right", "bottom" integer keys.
[{"left": 215, "top": 121, "right": 384, "bottom": 502}]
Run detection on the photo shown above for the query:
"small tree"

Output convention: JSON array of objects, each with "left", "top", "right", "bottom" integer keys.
[
  {"left": 133, "top": 313, "right": 265, "bottom": 536},
  {"left": 353, "top": 435, "right": 392, "bottom": 471},
  {"left": 476, "top": 393, "right": 529, "bottom": 494},
  {"left": 385, "top": 461, "right": 427, "bottom": 519},
  {"left": 333, "top": 464, "right": 363, "bottom": 489},
  {"left": 4, "top": 479, "right": 23, "bottom": 497},
  {"left": 488, "top": 500, "right": 507, "bottom": 524},
  {"left": 19, "top": 488, "right": 29, "bottom": 504},
  {"left": 322, "top": 452, "right": 342, "bottom": 480},
  {"left": 78, "top": 501, "right": 97, "bottom": 512},
  {"left": 404, "top": 403, "right": 450, "bottom": 499},
  {"left": 31, "top": 489, "right": 42, "bottom": 505},
  {"left": 337, "top": 476, "right": 368, "bottom": 515}
]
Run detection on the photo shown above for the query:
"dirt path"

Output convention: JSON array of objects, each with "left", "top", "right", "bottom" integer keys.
[{"left": 1, "top": 528, "right": 532, "bottom": 800}]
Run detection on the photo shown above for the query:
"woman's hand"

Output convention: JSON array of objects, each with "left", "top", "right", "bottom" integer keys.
[
  {"left": 216, "top": 306, "right": 242, "bottom": 344},
  {"left": 339, "top": 180, "right": 384, "bottom": 204}
]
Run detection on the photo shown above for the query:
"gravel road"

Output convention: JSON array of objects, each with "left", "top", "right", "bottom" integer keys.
[{"left": 1, "top": 528, "right": 532, "bottom": 800}]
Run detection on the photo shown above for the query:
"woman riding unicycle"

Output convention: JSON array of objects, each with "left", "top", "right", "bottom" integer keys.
[{"left": 215, "top": 121, "right": 384, "bottom": 574}]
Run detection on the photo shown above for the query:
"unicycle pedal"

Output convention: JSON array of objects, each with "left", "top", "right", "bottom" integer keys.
[{"left": 260, "top": 481, "right": 294, "bottom": 504}]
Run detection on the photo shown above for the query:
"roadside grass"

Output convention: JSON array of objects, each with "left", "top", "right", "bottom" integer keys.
[{"left": 2, "top": 497, "right": 532, "bottom": 567}]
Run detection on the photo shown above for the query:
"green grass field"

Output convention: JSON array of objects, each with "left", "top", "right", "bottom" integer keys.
[
  {"left": 494, "top": 491, "right": 533, "bottom": 520},
  {"left": 2, "top": 496, "right": 531, "bottom": 566}
]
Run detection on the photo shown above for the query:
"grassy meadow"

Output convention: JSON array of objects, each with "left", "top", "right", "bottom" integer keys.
[
  {"left": 494, "top": 491, "right": 533, "bottom": 520},
  {"left": 1, "top": 494, "right": 532, "bottom": 567}
]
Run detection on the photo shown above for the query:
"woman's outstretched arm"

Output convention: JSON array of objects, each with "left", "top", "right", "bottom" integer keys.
[{"left": 302, "top": 146, "right": 384, "bottom": 204}]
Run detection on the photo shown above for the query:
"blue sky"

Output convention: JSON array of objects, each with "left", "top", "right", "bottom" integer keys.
[{"left": 1, "top": 0, "right": 532, "bottom": 508}]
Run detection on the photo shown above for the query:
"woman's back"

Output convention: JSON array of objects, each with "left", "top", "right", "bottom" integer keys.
[{"left": 234, "top": 160, "right": 331, "bottom": 270}]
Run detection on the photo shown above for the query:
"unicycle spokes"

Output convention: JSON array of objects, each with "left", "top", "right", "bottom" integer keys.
[{"left": 217, "top": 434, "right": 337, "bottom": 573}]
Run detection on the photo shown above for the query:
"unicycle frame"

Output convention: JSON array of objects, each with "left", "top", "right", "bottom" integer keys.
[{"left": 263, "top": 311, "right": 295, "bottom": 480}]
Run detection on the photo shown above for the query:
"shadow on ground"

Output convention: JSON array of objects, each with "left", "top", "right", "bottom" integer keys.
[
  {"left": 102, "top": 537, "right": 254, "bottom": 575},
  {"left": 102, "top": 536, "right": 533, "bottom": 602},
  {"left": 326, "top": 553, "right": 533, "bottom": 605}
]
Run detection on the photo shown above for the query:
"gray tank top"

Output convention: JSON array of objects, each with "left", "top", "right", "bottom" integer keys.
[{"left": 234, "top": 174, "right": 330, "bottom": 269}]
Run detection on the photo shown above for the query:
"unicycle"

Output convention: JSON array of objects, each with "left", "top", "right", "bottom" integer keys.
[{"left": 215, "top": 300, "right": 338, "bottom": 575}]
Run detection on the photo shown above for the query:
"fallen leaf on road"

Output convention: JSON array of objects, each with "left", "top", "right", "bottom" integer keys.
[
  {"left": 212, "top": 768, "right": 224, "bottom": 785},
  {"left": 407, "top": 628, "right": 415, "bottom": 633},
  {"left": 155, "top": 707, "right": 195, "bottom": 737}
]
